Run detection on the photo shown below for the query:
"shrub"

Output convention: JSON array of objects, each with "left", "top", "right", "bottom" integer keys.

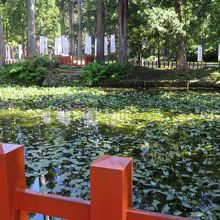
[
  {"left": 30, "top": 56, "right": 59, "bottom": 69},
  {"left": 147, "top": 56, "right": 158, "bottom": 62},
  {"left": 0, "top": 56, "right": 59, "bottom": 84},
  {"left": 81, "top": 62, "right": 103, "bottom": 86},
  {"left": 81, "top": 62, "right": 124, "bottom": 86},
  {"left": 19, "top": 67, "right": 47, "bottom": 81}
]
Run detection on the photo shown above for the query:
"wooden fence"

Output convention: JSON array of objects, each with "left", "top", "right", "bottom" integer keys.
[
  {"left": 128, "top": 61, "right": 213, "bottom": 70},
  {"left": 0, "top": 144, "right": 186, "bottom": 220},
  {"left": 5, "top": 56, "right": 219, "bottom": 70},
  {"left": 5, "top": 59, "right": 24, "bottom": 64}
]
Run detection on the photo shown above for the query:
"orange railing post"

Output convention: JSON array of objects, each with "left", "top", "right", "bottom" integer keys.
[
  {"left": 0, "top": 144, "right": 28, "bottom": 220},
  {"left": 90, "top": 156, "right": 133, "bottom": 220}
]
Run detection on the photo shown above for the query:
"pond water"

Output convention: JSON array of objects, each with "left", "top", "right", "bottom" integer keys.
[{"left": 0, "top": 87, "right": 220, "bottom": 219}]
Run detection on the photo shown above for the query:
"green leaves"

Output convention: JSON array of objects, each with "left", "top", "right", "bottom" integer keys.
[
  {"left": 0, "top": 56, "right": 58, "bottom": 84},
  {"left": 147, "top": 7, "right": 183, "bottom": 35},
  {"left": 81, "top": 62, "right": 124, "bottom": 86}
]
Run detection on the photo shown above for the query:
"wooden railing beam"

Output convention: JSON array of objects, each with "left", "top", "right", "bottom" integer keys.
[
  {"left": 16, "top": 189, "right": 90, "bottom": 220},
  {"left": 127, "top": 208, "right": 187, "bottom": 220}
]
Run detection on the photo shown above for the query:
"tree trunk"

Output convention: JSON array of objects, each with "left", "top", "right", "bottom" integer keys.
[
  {"left": 69, "top": 0, "right": 75, "bottom": 55},
  {"left": 118, "top": 0, "right": 128, "bottom": 63},
  {"left": 60, "top": 0, "right": 66, "bottom": 36},
  {"left": 0, "top": 16, "right": 5, "bottom": 67},
  {"left": 157, "top": 32, "right": 161, "bottom": 68},
  {"left": 175, "top": 0, "right": 188, "bottom": 70},
  {"left": 77, "top": 0, "right": 82, "bottom": 55},
  {"left": 27, "top": 0, "right": 36, "bottom": 58},
  {"left": 96, "top": 0, "right": 105, "bottom": 62}
]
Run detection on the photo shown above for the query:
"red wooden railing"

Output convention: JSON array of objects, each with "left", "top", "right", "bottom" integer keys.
[
  {"left": 0, "top": 144, "right": 186, "bottom": 220},
  {"left": 58, "top": 55, "right": 94, "bottom": 67}
]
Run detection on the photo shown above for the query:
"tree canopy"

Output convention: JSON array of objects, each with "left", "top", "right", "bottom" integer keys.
[{"left": 0, "top": 0, "right": 219, "bottom": 64}]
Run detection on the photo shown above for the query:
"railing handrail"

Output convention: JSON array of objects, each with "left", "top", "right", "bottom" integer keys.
[
  {"left": 0, "top": 144, "right": 187, "bottom": 220},
  {"left": 16, "top": 189, "right": 90, "bottom": 220}
]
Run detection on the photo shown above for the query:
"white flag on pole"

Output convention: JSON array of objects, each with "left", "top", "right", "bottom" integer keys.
[
  {"left": 94, "top": 39, "right": 97, "bottom": 57},
  {"left": 5, "top": 45, "right": 8, "bottom": 60},
  {"left": 55, "top": 37, "right": 62, "bottom": 55},
  {"left": 18, "top": 44, "right": 23, "bottom": 59},
  {"left": 61, "top": 35, "right": 69, "bottom": 56},
  {"left": 8, "top": 45, "right": 11, "bottom": 60},
  {"left": 85, "top": 34, "right": 92, "bottom": 55},
  {"left": 197, "top": 45, "right": 203, "bottom": 62},
  {"left": 218, "top": 44, "right": 220, "bottom": 62},
  {"left": 44, "top": 37, "right": 48, "bottom": 54},
  {"left": 110, "top": 34, "right": 116, "bottom": 53},
  {"left": 104, "top": 36, "right": 108, "bottom": 56},
  {"left": 40, "top": 36, "right": 45, "bottom": 55},
  {"left": 6, "top": 45, "right": 11, "bottom": 60}
]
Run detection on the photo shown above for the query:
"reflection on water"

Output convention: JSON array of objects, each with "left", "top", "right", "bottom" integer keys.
[{"left": 0, "top": 103, "right": 220, "bottom": 219}]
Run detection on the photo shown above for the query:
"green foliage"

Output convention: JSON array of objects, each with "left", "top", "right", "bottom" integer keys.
[
  {"left": 147, "top": 56, "right": 158, "bottom": 61},
  {"left": 81, "top": 62, "right": 124, "bottom": 86},
  {"left": 0, "top": 56, "right": 59, "bottom": 84},
  {"left": 123, "top": 66, "right": 220, "bottom": 82},
  {"left": 128, "top": 0, "right": 220, "bottom": 61},
  {"left": 147, "top": 7, "right": 183, "bottom": 35}
]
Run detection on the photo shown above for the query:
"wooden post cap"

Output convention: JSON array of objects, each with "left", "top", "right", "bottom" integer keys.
[
  {"left": 91, "top": 155, "right": 132, "bottom": 171},
  {"left": 0, "top": 144, "right": 23, "bottom": 154}
]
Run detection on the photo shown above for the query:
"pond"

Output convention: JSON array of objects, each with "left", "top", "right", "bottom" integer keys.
[{"left": 0, "top": 86, "right": 220, "bottom": 219}]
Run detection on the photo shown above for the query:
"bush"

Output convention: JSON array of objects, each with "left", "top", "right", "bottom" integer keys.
[
  {"left": 147, "top": 56, "right": 158, "bottom": 62},
  {"left": 81, "top": 62, "right": 124, "bottom": 86},
  {"left": 0, "top": 56, "right": 59, "bottom": 84},
  {"left": 30, "top": 56, "right": 59, "bottom": 69},
  {"left": 187, "top": 50, "right": 218, "bottom": 62}
]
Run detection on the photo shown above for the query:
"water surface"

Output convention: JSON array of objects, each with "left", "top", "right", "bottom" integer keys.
[{"left": 0, "top": 87, "right": 220, "bottom": 219}]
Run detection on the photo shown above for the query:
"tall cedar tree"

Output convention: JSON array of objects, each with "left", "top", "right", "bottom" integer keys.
[
  {"left": 118, "top": 0, "right": 128, "bottom": 63},
  {"left": 0, "top": 16, "right": 5, "bottom": 67},
  {"left": 69, "top": 0, "right": 75, "bottom": 55},
  {"left": 175, "top": 0, "right": 188, "bottom": 70},
  {"left": 77, "top": 0, "right": 82, "bottom": 55},
  {"left": 27, "top": 0, "right": 36, "bottom": 58},
  {"left": 96, "top": 0, "right": 105, "bottom": 62}
]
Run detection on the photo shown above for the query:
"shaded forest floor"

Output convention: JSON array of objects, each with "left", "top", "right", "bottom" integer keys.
[
  {"left": 1, "top": 63, "right": 220, "bottom": 91},
  {"left": 94, "top": 66, "right": 220, "bottom": 91},
  {"left": 42, "top": 66, "right": 220, "bottom": 91}
]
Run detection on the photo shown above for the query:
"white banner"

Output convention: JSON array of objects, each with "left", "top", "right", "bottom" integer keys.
[
  {"left": 61, "top": 35, "right": 69, "bottom": 56},
  {"left": 142, "top": 40, "right": 146, "bottom": 49},
  {"left": 8, "top": 45, "right": 11, "bottom": 60},
  {"left": 5, "top": 45, "right": 11, "bottom": 60},
  {"left": 40, "top": 36, "right": 48, "bottom": 55},
  {"left": 197, "top": 45, "right": 203, "bottom": 62},
  {"left": 5, "top": 45, "right": 8, "bottom": 59},
  {"left": 85, "top": 34, "right": 92, "bottom": 55},
  {"left": 44, "top": 37, "right": 48, "bottom": 54},
  {"left": 40, "top": 36, "right": 45, "bottom": 54},
  {"left": 110, "top": 34, "right": 116, "bottom": 53},
  {"left": 94, "top": 39, "right": 97, "bottom": 57},
  {"left": 218, "top": 44, "right": 220, "bottom": 62},
  {"left": 18, "top": 44, "right": 23, "bottom": 59},
  {"left": 104, "top": 36, "right": 108, "bottom": 56},
  {"left": 55, "top": 37, "right": 62, "bottom": 55}
]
